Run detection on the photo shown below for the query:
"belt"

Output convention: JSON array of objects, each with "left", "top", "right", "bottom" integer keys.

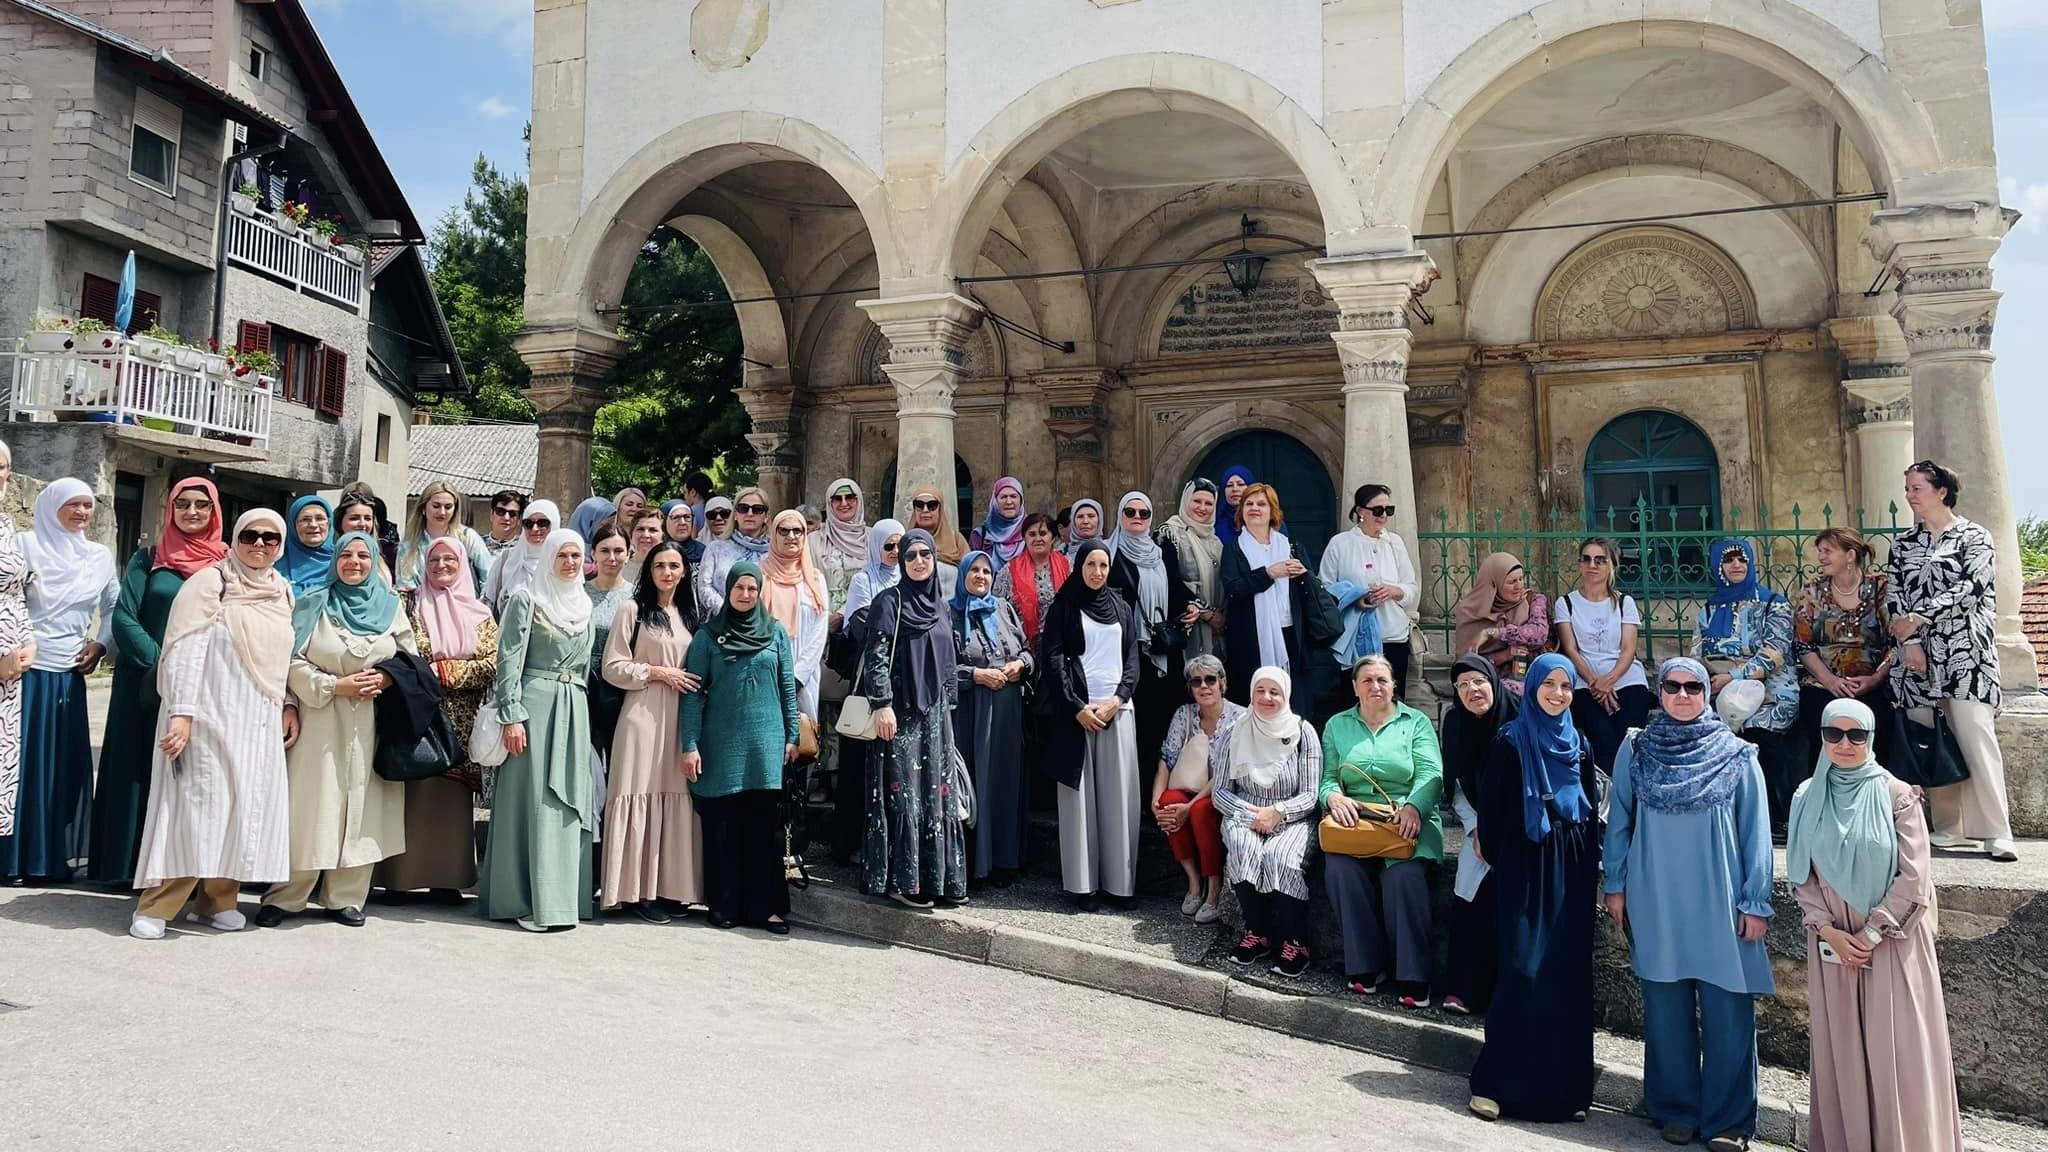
[{"left": 522, "top": 669, "right": 582, "bottom": 685}]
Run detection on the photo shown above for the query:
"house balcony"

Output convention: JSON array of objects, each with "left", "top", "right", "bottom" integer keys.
[
  {"left": 223, "top": 204, "right": 365, "bottom": 313},
  {"left": 7, "top": 339, "right": 273, "bottom": 449}
]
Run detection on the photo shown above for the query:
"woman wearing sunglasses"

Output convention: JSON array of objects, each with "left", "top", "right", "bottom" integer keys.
[
  {"left": 1788, "top": 699, "right": 1961, "bottom": 1152},
  {"left": 127, "top": 510, "right": 295, "bottom": 939},
  {"left": 1150, "top": 655, "right": 1240, "bottom": 923},
  {"left": 695, "top": 488, "right": 773, "bottom": 616},
  {"left": 1605, "top": 657, "right": 1774, "bottom": 1152},
  {"left": 1553, "top": 537, "right": 1653, "bottom": 773},
  {"left": 1467, "top": 652, "right": 1597, "bottom": 1121},
  {"left": 482, "top": 499, "right": 560, "bottom": 612},
  {"left": 907, "top": 483, "right": 969, "bottom": 568},
  {"left": 1318, "top": 484, "right": 1419, "bottom": 703},
  {"left": 1108, "top": 492, "right": 1191, "bottom": 769},
  {"left": 1694, "top": 538, "right": 1801, "bottom": 839}
]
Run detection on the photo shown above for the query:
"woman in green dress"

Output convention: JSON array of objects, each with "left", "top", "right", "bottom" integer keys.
[
  {"left": 680, "top": 562, "right": 799, "bottom": 934},
  {"left": 89, "top": 477, "right": 227, "bottom": 886},
  {"left": 478, "top": 529, "right": 597, "bottom": 932}
]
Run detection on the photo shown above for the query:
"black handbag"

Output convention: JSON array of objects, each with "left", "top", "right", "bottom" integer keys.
[
  {"left": 376, "top": 706, "right": 461, "bottom": 782},
  {"left": 1297, "top": 546, "right": 1346, "bottom": 648},
  {"left": 1886, "top": 706, "right": 1970, "bottom": 789}
]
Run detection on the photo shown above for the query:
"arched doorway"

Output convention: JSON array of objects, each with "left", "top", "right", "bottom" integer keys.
[
  {"left": 1190, "top": 431, "right": 1338, "bottom": 563},
  {"left": 1585, "top": 409, "right": 1722, "bottom": 592}
]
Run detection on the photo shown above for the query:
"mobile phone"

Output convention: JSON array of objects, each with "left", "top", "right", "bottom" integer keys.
[{"left": 1817, "top": 938, "right": 1843, "bottom": 965}]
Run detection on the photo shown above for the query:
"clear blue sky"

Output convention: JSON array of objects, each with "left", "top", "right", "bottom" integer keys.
[{"left": 304, "top": 0, "right": 2048, "bottom": 515}]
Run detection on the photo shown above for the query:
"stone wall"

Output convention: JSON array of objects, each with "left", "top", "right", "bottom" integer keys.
[{"left": 217, "top": 269, "right": 365, "bottom": 491}]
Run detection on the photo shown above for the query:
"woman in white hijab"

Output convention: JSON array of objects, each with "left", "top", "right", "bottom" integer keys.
[
  {"left": 482, "top": 498, "right": 560, "bottom": 612},
  {"left": 129, "top": 510, "right": 296, "bottom": 939},
  {"left": 1212, "top": 665, "right": 1324, "bottom": 979},
  {"left": 2, "top": 478, "right": 116, "bottom": 882}
]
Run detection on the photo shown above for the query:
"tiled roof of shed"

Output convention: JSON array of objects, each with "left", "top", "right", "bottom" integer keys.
[
  {"left": 2023, "top": 577, "right": 2048, "bottom": 687},
  {"left": 407, "top": 423, "right": 537, "bottom": 498}
]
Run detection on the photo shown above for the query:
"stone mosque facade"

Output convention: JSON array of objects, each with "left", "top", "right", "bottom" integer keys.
[{"left": 518, "top": 0, "right": 2034, "bottom": 688}]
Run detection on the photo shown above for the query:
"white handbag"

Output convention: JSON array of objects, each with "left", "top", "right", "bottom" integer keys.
[
  {"left": 468, "top": 701, "right": 510, "bottom": 767},
  {"left": 833, "top": 599, "right": 901, "bottom": 741}
]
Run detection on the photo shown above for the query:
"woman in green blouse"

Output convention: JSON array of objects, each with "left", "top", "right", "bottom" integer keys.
[
  {"left": 1320, "top": 654, "right": 1445, "bottom": 1007},
  {"left": 680, "top": 562, "right": 800, "bottom": 934}
]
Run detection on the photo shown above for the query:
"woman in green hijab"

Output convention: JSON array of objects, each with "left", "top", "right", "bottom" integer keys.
[
  {"left": 1787, "top": 697, "right": 1961, "bottom": 1151},
  {"left": 680, "top": 562, "right": 800, "bottom": 933}
]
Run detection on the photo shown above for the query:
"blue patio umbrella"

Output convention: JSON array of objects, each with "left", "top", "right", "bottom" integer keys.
[{"left": 113, "top": 250, "right": 136, "bottom": 333}]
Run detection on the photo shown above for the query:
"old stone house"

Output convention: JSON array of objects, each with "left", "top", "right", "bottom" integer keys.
[
  {"left": 519, "top": 0, "right": 2032, "bottom": 696},
  {"left": 0, "top": 0, "right": 464, "bottom": 557}
]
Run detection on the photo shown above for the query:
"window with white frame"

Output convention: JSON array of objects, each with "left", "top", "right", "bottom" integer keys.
[
  {"left": 247, "top": 45, "right": 267, "bottom": 80},
  {"left": 129, "top": 89, "right": 181, "bottom": 194}
]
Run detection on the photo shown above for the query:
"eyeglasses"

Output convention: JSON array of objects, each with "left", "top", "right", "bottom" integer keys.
[
  {"left": 1579, "top": 554, "right": 1612, "bottom": 566},
  {"left": 706, "top": 509, "right": 732, "bottom": 520},
  {"left": 1821, "top": 728, "right": 1872, "bottom": 746},
  {"left": 1187, "top": 675, "right": 1220, "bottom": 687},
  {"left": 882, "top": 541, "right": 900, "bottom": 554},
  {"left": 1659, "top": 679, "right": 1706, "bottom": 697},
  {"left": 912, "top": 499, "right": 941, "bottom": 511},
  {"left": 829, "top": 493, "right": 859, "bottom": 503},
  {"left": 173, "top": 498, "right": 214, "bottom": 512},
  {"left": 736, "top": 502, "right": 769, "bottom": 515},
  {"left": 1122, "top": 507, "right": 1151, "bottom": 520},
  {"left": 774, "top": 526, "right": 805, "bottom": 538},
  {"left": 1364, "top": 504, "right": 1396, "bottom": 518},
  {"left": 522, "top": 518, "right": 552, "bottom": 530},
  {"left": 237, "top": 530, "right": 282, "bottom": 547},
  {"left": 492, "top": 507, "right": 521, "bottom": 518}
]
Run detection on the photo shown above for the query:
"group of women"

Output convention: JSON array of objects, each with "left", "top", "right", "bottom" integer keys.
[{"left": 0, "top": 451, "right": 1992, "bottom": 1150}]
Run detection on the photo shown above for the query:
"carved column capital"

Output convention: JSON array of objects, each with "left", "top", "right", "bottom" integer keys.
[
  {"left": 1860, "top": 204, "right": 2014, "bottom": 361},
  {"left": 858, "top": 292, "right": 984, "bottom": 417}
]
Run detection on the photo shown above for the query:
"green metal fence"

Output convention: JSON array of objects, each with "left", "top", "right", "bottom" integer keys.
[{"left": 1415, "top": 498, "right": 1909, "bottom": 665}]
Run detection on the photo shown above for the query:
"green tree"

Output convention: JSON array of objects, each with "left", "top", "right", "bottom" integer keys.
[
  {"left": 2019, "top": 514, "right": 2048, "bottom": 583},
  {"left": 428, "top": 155, "right": 532, "bottom": 422}
]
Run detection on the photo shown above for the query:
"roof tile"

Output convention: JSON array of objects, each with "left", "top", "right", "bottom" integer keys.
[{"left": 407, "top": 424, "right": 537, "bottom": 498}]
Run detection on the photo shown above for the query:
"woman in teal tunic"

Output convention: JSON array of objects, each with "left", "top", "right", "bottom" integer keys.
[
  {"left": 88, "top": 476, "right": 226, "bottom": 885},
  {"left": 1605, "top": 656, "right": 1775, "bottom": 1150},
  {"left": 680, "top": 562, "right": 799, "bottom": 934},
  {"left": 478, "top": 529, "right": 596, "bottom": 932}
]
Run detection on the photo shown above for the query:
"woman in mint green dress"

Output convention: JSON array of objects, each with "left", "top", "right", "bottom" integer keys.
[
  {"left": 680, "top": 562, "right": 799, "bottom": 934},
  {"left": 478, "top": 529, "right": 597, "bottom": 932}
]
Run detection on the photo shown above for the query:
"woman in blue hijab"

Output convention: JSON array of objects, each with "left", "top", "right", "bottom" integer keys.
[
  {"left": 1468, "top": 652, "right": 1600, "bottom": 1124},
  {"left": 1604, "top": 656, "right": 1774, "bottom": 1149},
  {"left": 1216, "top": 465, "right": 1255, "bottom": 547},
  {"left": 281, "top": 494, "right": 337, "bottom": 597},
  {"left": 1693, "top": 537, "right": 1801, "bottom": 836}
]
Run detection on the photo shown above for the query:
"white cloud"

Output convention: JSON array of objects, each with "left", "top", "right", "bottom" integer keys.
[{"left": 475, "top": 95, "right": 516, "bottom": 120}]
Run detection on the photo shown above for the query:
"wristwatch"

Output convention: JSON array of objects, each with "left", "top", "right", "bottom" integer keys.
[{"left": 1860, "top": 924, "right": 1884, "bottom": 947}]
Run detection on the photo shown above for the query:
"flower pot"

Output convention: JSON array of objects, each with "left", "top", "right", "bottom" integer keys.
[
  {"left": 172, "top": 345, "right": 207, "bottom": 371},
  {"left": 229, "top": 192, "right": 257, "bottom": 216},
  {"left": 336, "top": 244, "right": 363, "bottom": 266},
  {"left": 26, "top": 331, "right": 73, "bottom": 353},
  {"left": 273, "top": 214, "right": 299, "bottom": 236},
  {"left": 200, "top": 353, "right": 229, "bottom": 378},
  {"left": 134, "top": 335, "right": 175, "bottom": 361},
  {"left": 308, "top": 231, "right": 333, "bottom": 251},
  {"left": 76, "top": 332, "right": 121, "bottom": 353},
  {"left": 139, "top": 417, "right": 175, "bottom": 433}
]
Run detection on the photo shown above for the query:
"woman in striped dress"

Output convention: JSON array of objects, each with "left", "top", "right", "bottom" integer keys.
[{"left": 1214, "top": 665, "right": 1324, "bottom": 979}]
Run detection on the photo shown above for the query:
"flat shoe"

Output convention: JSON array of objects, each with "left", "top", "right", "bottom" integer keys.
[
  {"left": 1181, "top": 893, "right": 1202, "bottom": 916},
  {"left": 1441, "top": 996, "right": 1471, "bottom": 1017},
  {"left": 1661, "top": 1123, "right": 1697, "bottom": 1145},
  {"left": 516, "top": 917, "right": 549, "bottom": 933},
  {"left": 1988, "top": 838, "right": 2021, "bottom": 862},
  {"left": 254, "top": 905, "right": 289, "bottom": 929},
  {"left": 889, "top": 891, "right": 934, "bottom": 909},
  {"left": 764, "top": 920, "right": 790, "bottom": 936},
  {"left": 708, "top": 915, "right": 738, "bottom": 929},
  {"left": 633, "top": 901, "right": 673, "bottom": 925},
  {"left": 1193, "top": 902, "right": 1223, "bottom": 925},
  {"left": 1706, "top": 1136, "right": 1748, "bottom": 1152},
  {"left": 332, "top": 906, "right": 366, "bottom": 928},
  {"left": 128, "top": 914, "right": 166, "bottom": 941},
  {"left": 1467, "top": 1096, "right": 1499, "bottom": 1122},
  {"left": 188, "top": 909, "right": 246, "bottom": 932}
]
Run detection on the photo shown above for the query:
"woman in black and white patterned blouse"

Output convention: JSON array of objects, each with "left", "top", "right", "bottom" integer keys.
[{"left": 1885, "top": 460, "right": 2018, "bottom": 862}]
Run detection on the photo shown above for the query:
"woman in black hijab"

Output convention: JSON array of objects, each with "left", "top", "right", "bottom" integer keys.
[
  {"left": 1441, "top": 654, "right": 1517, "bottom": 1015},
  {"left": 1036, "top": 540, "right": 1141, "bottom": 911},
  {"left": 860, "top": 528, "right": 967, "bottom": 908}
]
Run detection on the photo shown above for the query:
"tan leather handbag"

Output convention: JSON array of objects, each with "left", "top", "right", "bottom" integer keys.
[{"left": 1317, "top": 770, "right": 1417, "bottom": 860}]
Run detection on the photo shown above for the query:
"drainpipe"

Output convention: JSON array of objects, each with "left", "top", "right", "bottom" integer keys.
[{"left": 210, "top": 135, "right": 286, "bottom": 348}]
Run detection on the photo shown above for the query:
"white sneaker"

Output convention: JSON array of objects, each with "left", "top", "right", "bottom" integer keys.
[
  {"left": 1929, "top": 831, "right": 1979, "bottom": 850},
  {"left": 1180, "top": 893, "right": 1203, "bottom": 916},
  {"left": 1988, "top": 839, "right": 2021, "bottom": 862},
  {"left": 128, "top": 914, "right": 166, "bottom": 940},
  {"left": 188, "top": 909, "right": 246, "bottom": 932},
  {"left": 516, "top": 917, "right": 549, "bottom": 933},
  {"left": 1194, "top": 902, "right": 1224, "bottom": 925}
]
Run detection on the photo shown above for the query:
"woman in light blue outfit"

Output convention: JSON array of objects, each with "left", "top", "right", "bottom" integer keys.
[
  {"left": 1692, "top": 538, "right": 1800, "bottom": 838},
  {"left": 1604, "top": 656, "right": 1775, "bottom": 1152}
]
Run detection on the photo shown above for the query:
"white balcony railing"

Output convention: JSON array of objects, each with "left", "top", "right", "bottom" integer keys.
[
  {"left": 224, "top": 208, "right": 365, "bottom": 311},
  {"left": 8, "top": 341, "right": 273, "bottom": 447}
]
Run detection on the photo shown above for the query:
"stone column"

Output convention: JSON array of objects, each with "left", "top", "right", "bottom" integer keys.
[
  {"left": 1821, "top": 316, "right": 1915, "bottom": 528},
  {"left": 857, "top": 292, "right": 983, "bottom": 524},
  {"left": 738, "top": 366, "right": 806, "bottom": 512},
  {"left": 1309, "top": 251, "right": 1438, "bottom": 546},
  {"left": 1863, "top": 203, "right": 2037, "bottom": 691},
  {"left": 1034, "top": 368, "right": 1115, "bottom": 515},
  {"left": 514, "top": 326, "right": 624, "bottom": 508}
]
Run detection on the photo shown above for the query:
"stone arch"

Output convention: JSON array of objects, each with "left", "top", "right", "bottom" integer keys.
[
  {"left": 1375, "top": 1, "right": 1947, "bottom": 232},
  {"left": 667, "top": 214, "right": 789, "bottom": 372},
  {"left": 993, "top": 179, "right": 1097, "bottom": 362},
  {"left": 932, "top": 53, "right": 1370, "bottom": 283},
  {"left": 1455, "top": 134, "right": 1831, "bottom": 296},
  {"left": 1533, "top": 225, "right": 1758, "bottom": 342},
  {"left": 534, "top": 112, "right": 901, "bottom": 333},
  {"left": 1148, "top": 398, "right": 1344, "bottom": 506}
]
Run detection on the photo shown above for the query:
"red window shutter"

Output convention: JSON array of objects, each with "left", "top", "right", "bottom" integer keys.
[
  {"left": 80, "top": 274, "right": 119, "bottom": 325},
  {"left": 317, "top": 346, "right": 347, "bottom": 417},
  {"left": 236, "top": 319, "right": 271, "bottom": 355}
]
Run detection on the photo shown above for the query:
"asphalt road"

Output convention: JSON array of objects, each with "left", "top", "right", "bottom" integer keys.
[{"left": 0, "top": 884, "right": 1780, "bottom": 1152}]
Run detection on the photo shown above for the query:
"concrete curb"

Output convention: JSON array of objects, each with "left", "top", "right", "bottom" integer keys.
[{"left": 790, "top": 883, "right": 1820, "bottom": 1146}]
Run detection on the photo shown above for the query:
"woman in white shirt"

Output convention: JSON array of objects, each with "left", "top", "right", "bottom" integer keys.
[
  {"left": 2, "top": 479, "right": 116, "bottom": 883},
  {"left": 1036, "top": 541, "right": 1140, "bottom": 911},
  {"left": 1318, "top": 483, "right": 1421, "bottom": 700},
  {"left": 1552, "top": 537, "right": 1653, "bottom": 772}
]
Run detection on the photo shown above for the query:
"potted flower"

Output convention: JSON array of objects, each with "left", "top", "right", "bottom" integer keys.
[
  {"left": 229, "top": 347, "right": 278, "bottom": 380},
  {"left": 28, "top": 310, "right": 75, "bottom": 353},
  {"left": 70, "top": 316, "right": 120, "bottom": 353},
  {"left": 334, "top": 230, "right": 365, "bottom": 266},
  {"left": 230, "top": 184, "right": 261, "bottom": 216},
  {"left": 308, "top": 215, "right": 340, "bottom": 251},
  {"left": 276, "top": 200, "right": 310, "bottom": 236},
  {"left": 134, "top": 323, "right": 180, "bottom": 361},
  {"left": 200, "top": 338, "right": 231, "bottom": 379}
]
